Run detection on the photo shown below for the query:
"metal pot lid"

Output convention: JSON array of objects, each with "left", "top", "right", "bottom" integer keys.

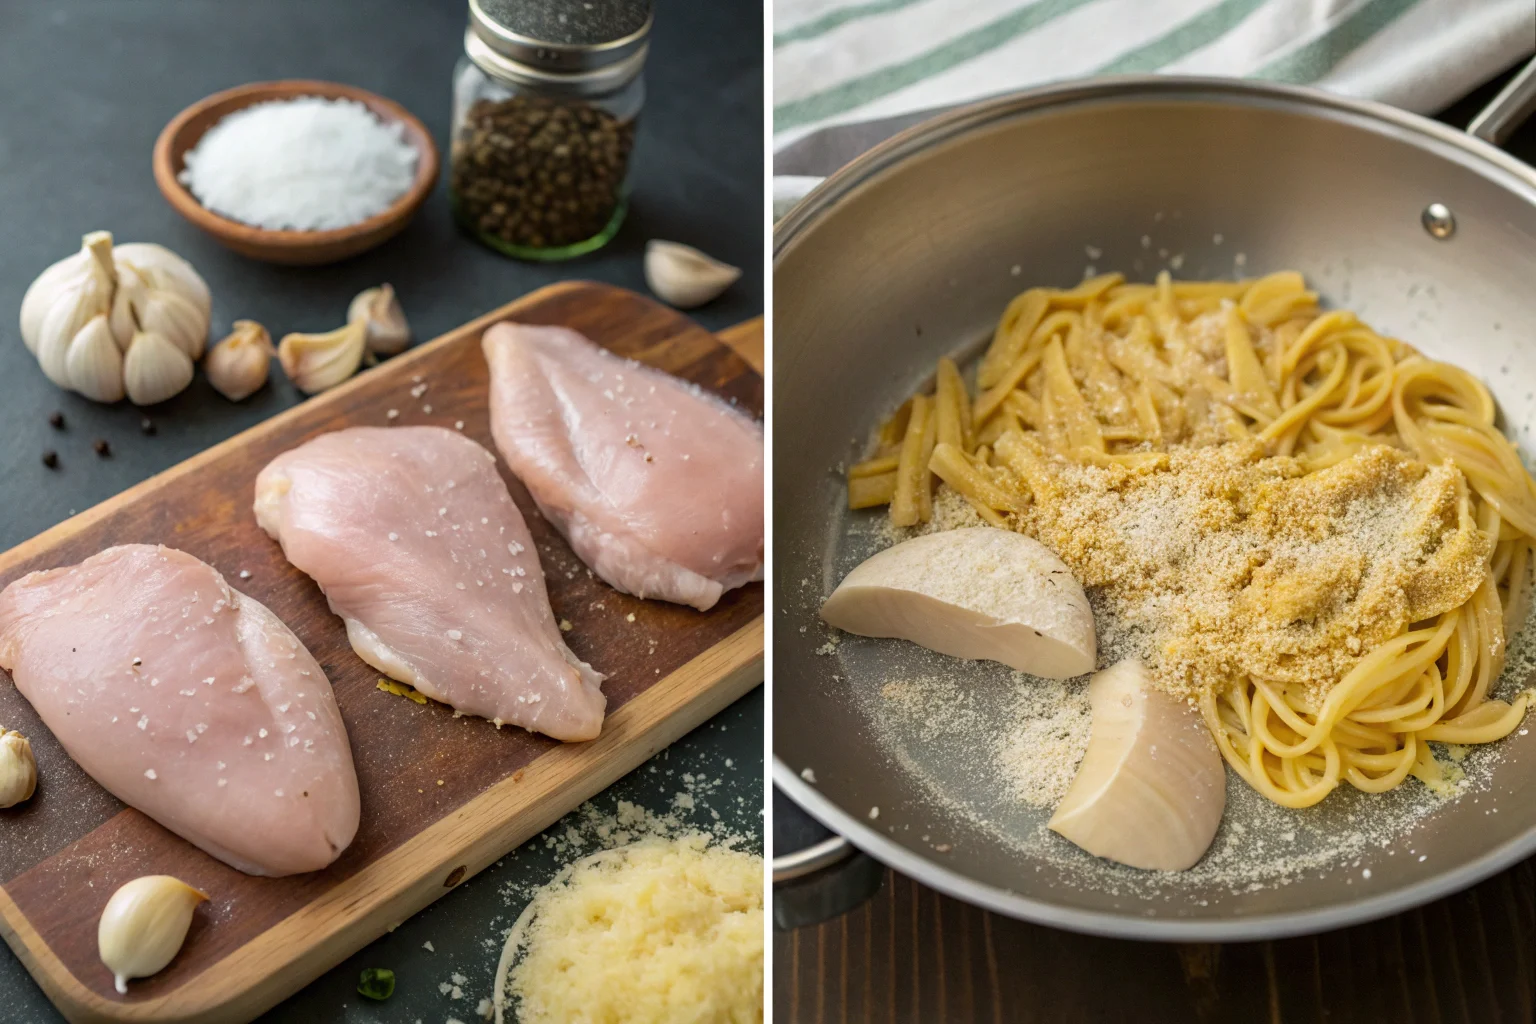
[{"left": 469, "top": 0, "right": 651, "bottom": 73}]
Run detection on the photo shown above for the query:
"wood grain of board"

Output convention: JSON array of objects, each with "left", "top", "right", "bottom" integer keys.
[{"left": 0, "top": 281, "right": 763, "bottom": 1024}]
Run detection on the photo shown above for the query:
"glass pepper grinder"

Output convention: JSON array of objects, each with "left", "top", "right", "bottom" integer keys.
[{"left": 450, "top": 0, "right": 650, "bottom": 261}]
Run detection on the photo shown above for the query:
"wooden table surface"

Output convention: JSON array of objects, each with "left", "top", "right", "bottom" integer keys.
[{"left": 774, "top": 859, "right": 1536, "bottom": 1023}]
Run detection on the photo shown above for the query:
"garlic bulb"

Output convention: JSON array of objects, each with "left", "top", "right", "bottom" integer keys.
[
  {"left": 205, "top": 320, "right": 274, "bottom": 401},
  {"left": 644, "top": 240, "right": 741, "bottom": 309},
  {"left": 124, "top": 331, "right": 196, "bottom": 406},
  {"left": 278, "top": 321, "right": 367, "bottom": 394},
  {"left": 19, "top": 232, "right": 210, "bottom": 404},
  {"left": 348, "top": 284, "right": 411, "bottom": 356},
  {"left": 0, "top": 729, "right": 37, "bottom": 808},
  {"left": 98, "top": 875, "right": 208, "bottom": 994}
]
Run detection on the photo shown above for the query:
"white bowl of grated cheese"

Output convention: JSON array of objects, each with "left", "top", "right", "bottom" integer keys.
[{"left": 154, "top": 80, "right": 439, "bottom": 265}]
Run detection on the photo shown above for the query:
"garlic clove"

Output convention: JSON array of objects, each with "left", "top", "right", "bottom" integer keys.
[
  {"left": 0, "top": 728, "right": 37, "bottom": 808},
  {"left": 98, "top": 875, "right": 208, "bottom": 994},
  {"left": 113, "top": 244, "right": 212, "bottom": 324},
  {"left": 205, "top": 320, "right": 274, "bottom": 402},
  {"left": 20, "top": 260, "right": 77, "bottom": 357},
  {"left": 36, "top": 281, "right": 107, "bottom": 389},
  {"left": 278, "top": 322, "right": 367, "bottom": 395},
  {"left": 123, "top": 330, "right": 195, "bottom": 406},
  {"left": 65, "top": 314, "right": 126, "bottom": 403},
  {"left": 644, "top": 240, "right": 741, "bottom": 309},
  {"left": 108, "top": 262, "right": 147, "bottom": 352},
  {"left": 29, "top": 233, "right": 118, "bottom": 388},
  {"left": 348, "top": 284, "right": 411, "bottom": 356},
  {"left": 21, "top": 231, "right": 117, "bottom": 356},
  {"left": 138, "top": 289, "right": 210, "bottom": 361}
]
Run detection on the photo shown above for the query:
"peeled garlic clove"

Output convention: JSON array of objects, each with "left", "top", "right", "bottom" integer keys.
[
  {"left": 1048, "top": 660, "right": 1225, "bottom": 872},
  {"left": 348, "top": 284, "right": 411, "bottom": 356},
  {"left": 278, "top": 321, "right": 367, "bottom": 395},
  {"left": 205, "top": 320, "right": 274, "bottom": 402},
  {"left": 98, "top": 875, "right": 208, "bottom": 994},
  {"left": 123, "top": 330, "right": 195, "bottom": 406},
  {"left": 65, "top": 314, "right": 126, "bottom": 403},
  {"left": 820, "top": 527, "right": 1096, "bottom": 678},
  {"left": 644, "top": 240, "right": 741, "bottom": 309},
  {"left": 0, "top": 729, "right": 37, "bottom": 808}
]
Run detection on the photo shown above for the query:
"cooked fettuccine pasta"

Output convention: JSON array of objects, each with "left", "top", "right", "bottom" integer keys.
[{"left": 850, "top": 270, "right": 1536, "bottom": 809}]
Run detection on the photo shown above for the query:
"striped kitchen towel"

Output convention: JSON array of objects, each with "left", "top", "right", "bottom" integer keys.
[{"left": 774, "top": 0, "right": 1535, "bottom": 172}]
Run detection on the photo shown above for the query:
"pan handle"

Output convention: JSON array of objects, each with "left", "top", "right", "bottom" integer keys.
[
  {"left": 771, "top": 787, "right": 886, "bottom": 930},
  {"left": 1468, "top": 54, "right": 1536, "bottom": 146},
  {"left": 774, "top": 834, "right": 854, "bottom": 882}
]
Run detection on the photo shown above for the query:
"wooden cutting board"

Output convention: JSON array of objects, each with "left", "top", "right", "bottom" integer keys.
[{"left": 0, "top": 282, "right": 764, "bottom": 1023}]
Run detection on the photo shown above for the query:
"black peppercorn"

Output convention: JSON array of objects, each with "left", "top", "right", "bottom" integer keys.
[
  {"left": 140, "top": 418, "right": 157, "bottom": 436},
  {"left": 93, "top": 439, "right": 111, "bottom": 457},
  {"left": 41, "top": 451, "right": 58, "bottom": 469},
  {"left": 450, "top": 95, "right": 635, "bottom": 252},
  {"left": 48, "top": 411, "right": 64, "bottom": 429}
]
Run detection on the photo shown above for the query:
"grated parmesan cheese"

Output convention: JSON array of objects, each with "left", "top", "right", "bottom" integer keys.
[{"left": 494, "top": 834, "right": 762, "bottom": 1023}]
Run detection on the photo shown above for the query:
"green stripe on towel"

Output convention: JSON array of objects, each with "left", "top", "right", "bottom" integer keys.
[
  {"left": 1093, "top": 0, "right": 1268, "bottom": 74},
  {"left": 774, "top": 0, "right": 1102, "bottom": 133},
  {"left": 775, "top": 0, "right": 932, "bottom": 49},
  {"left": 1255, "top": 0, "right": 1427, "bottom": 83}
]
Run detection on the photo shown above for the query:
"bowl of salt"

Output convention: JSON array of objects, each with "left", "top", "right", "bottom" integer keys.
[{"left": 153, "top": 80, "right": 439, "bottom": 265}]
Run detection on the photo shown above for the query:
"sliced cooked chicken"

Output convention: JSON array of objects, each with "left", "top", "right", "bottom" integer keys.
[
  {"left": 482, "top": 322, "right": 763, "bottom": 612},
  {"left": 0, "top": 545, "right": 359, "bottom": 877},
  {"left": 820, "top": 528, "right": 1096, "bottom": 679},
  {"left": 255, "top": 426, "right": 605, "bottom": 742},
  {"left": 1049, "top": 659, "right": 1225, "bottom": 871}
]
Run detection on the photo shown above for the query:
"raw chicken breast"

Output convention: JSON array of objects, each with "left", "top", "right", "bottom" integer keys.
[
  {"left": 482, "top": 322, "right": 764, "bottom": 611},
  {"left": 255, "top": 426, "right": 605, "bottom": 742},
  {"left": 0, "top": 545, "right": 359, "bottom": 877}
]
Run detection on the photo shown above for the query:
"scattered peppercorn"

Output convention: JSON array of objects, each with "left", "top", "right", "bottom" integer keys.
[
  {"left": 93, "top": 439, "right": 111, "bottom": 457},
  {"left": 41, "top": 450, "right": 58, "bottom": 469},
  {"left": 450, "top": 95, "right": 635, "bottom": 252},
  {"left": 140, "top": 417, "right": 156, "bottom": 436},
  {"left": 48, "top": 411, "right": 64, "bottom": 429}
]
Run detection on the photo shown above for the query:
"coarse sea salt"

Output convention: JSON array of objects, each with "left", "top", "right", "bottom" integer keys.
[{"left": 178, "top": 96, "right": 417, "bottom": 231}]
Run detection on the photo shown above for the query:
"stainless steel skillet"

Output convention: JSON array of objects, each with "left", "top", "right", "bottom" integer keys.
[{"left": 773, "top": 68, "right": 1536, "bottom": 941}]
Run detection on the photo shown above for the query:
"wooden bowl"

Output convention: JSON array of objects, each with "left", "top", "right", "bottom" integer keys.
[{"left": 153, "top": 80, "right": 439, "bottom": 265}]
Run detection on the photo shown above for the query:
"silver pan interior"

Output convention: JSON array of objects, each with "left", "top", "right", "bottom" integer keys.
[{"left": 773, "top": 77, "right": 1536, "bottom": 940}]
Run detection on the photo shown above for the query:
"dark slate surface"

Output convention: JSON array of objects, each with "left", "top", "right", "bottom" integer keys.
[{"left": 0, "top": 0, "right": 763, "bottom": 1020}]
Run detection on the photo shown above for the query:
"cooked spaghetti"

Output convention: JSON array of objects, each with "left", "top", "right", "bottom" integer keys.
[{"left": 849, "top": 271, "right": 1536, "bottom": 808}]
